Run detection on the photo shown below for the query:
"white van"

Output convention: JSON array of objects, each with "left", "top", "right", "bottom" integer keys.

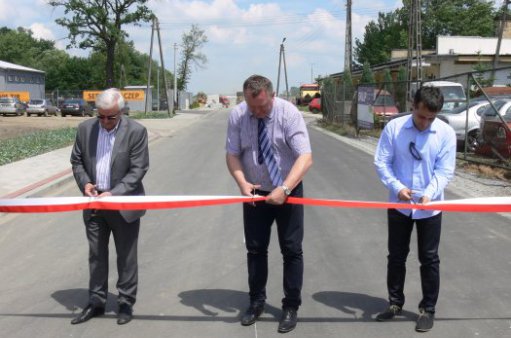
[{"left": 421, "top": 81, "right": 466, "bottom": 112}]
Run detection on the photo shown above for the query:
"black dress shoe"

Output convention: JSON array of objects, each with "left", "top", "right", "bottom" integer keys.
[
  {"left": 278, "top": 307, "right": 297, "bottom": 333},
  {"left": 241, "top": 303, "right": 264, "bottom": 326},
  {"left": 70, "top": 304, "right": 105, "bottom": 325},
  {"left": 117, "top": 303, "right": 133, "bottom": 325}
]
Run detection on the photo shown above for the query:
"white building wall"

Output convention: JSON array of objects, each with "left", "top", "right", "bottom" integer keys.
[{"left": 437, "top": 36, "right": 511, "bottom": 55}]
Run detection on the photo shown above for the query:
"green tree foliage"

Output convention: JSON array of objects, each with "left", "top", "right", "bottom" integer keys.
[
  {"left": 395, "top": 66, "right": 408, "bottom": 112},
  {"left": 0, "top": 27, "right": 55, "bottom": 66},
  {"left": 421, "top": 0, "right": 495, "bottom": 49},
  {"left": 360, "top": 62, "right": 375, "bottom": 84},
  {"left": 355, "top": 0, "right": 497, "bottom": 65},
  {"left": 342, "top": 72, "right": 354, "bottom": 100},
  {"left": 354, "top": 10, "right": 407, "bottom": 66},
  {"left": 0, "top": 26, "right": 173, "bottom": 93},
  {"left": 177, "top": 25, "right": 208, "bottom": 91},
  {"left": 49, "top": 0, "right": 153, "bottom": 87}
]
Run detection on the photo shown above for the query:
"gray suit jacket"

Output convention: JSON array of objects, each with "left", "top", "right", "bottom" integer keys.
[{"left": 70, "top": 116, "right": 149, "bottom": 223}]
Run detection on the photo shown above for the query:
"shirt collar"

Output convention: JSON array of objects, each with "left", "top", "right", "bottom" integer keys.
[
  {"left": 403, "top": 114, "right": 438, "bottom": 133},
  {"left": 99, "top": 118, "right": 121, "bottom": 134}
]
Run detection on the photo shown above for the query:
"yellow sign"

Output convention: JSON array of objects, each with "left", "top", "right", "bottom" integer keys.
[
  {"left": 83, "top": 90, "right": 145, "bottom": 102},
  {"left": 0, "top": 91, "right": 30, "bottom": 101}
]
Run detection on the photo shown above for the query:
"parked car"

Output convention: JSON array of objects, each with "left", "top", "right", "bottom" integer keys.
[
  {"left": 0, "top": 97, "right": 25, "bottom": 116},
  {"left": 476, "top": 99, "right": 511, "bottom": 157},
  {"left": 420, "top": 81, "right": 467, "bottom": 113},
  {"left": 438, "top": 100, "right": 490, "bottom": 152},
  {"left": 308, "top": 97, "right": 321, "bottom": 114},
  {"left": 371, "top": 89, "right": 399, "bottom": 125},
  {"left": 26, "top": 99, "right": 59, "bottom": 117},
  {"left": 60, "top": 98, "right": 92, "bottom": 117}
]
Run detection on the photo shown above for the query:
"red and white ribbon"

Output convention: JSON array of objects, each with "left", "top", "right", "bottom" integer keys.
[{"left": 0, "top": 195, "right": 510, "bottom": 213}]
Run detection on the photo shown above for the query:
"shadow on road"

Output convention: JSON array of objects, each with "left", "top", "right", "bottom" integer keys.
[
  {"left": 313, "top": 291, "right": 416, "bottom": 321},
  {"left": 51, "top": 288, "right": 119, "bottom": 313},
  {"left": 178, "top": 288, "right": 281, "bottom": 322}
]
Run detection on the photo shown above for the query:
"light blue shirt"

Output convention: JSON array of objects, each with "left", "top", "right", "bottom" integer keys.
[
  {"left": 374, "top": 114, "right": 456, "bottom": 219},
  {"left": 226, "top": 97, "right": 311, "bottom": 192}
]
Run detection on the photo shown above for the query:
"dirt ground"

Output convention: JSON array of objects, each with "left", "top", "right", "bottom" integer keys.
[{"left": 0, "top": 115, "right": 87, "bottom": 141}]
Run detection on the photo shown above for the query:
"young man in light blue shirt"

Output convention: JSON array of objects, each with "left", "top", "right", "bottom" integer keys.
[{"left": 374, "top": 86, "right": 456, "bottom": 332}]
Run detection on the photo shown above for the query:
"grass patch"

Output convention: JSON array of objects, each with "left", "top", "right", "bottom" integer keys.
[
  {"left": 130, "top": 111, "right": 172, "bottom": 119},
  {"left": 316, "top": 118, "right": 382, "bottom": 138},
  {"left": 0, "top": 127, "right": 77, "bottom": 166}
]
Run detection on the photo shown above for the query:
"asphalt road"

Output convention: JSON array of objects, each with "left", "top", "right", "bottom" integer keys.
[{"left": 0, "top": 110, "right": 510, "bottom": 338}]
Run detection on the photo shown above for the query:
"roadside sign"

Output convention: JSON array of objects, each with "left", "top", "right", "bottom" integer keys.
[
  {"left": 0, "top": 91, "right": 30, "bottom": 101},
  {"left": 83, "top": 90, "right": 145, "bottom": 102}
]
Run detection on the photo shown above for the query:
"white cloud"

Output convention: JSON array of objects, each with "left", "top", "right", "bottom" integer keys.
[
  {"left": 0, "top": 0, "right": 15, "bottom": 21},
  {"left": 28, "top": 23, "right": 56, "bottom": 41}
]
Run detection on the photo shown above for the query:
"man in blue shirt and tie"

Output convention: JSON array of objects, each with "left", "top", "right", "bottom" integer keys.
[
  {"left": 374, "top": 86, "right": 456, "bottom": 332},
  {"left": 226, "top": 75, "right": 312, "bottom": 333}
]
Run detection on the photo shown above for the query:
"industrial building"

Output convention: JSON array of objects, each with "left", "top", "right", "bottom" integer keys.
[{"left": 0, "top": 60, "right": 45, "bottom": 101}]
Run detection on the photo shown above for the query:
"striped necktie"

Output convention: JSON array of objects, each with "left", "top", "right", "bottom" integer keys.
[{"left": 258, "top": 118, "right": 283, "bottom": 187}]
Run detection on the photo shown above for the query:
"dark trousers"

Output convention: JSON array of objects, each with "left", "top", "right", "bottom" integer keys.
[
  {"left": 243, "top": 183, "right": 304, "bottom": 310},
  {"left": 85, "top": 209, "right": 140, "bottom": 307},
  {"left": 386, "top": 209, "right": 442, "bottom": 313}
]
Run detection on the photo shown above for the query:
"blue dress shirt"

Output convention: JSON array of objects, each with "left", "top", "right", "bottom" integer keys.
[{"left": 374, "top": 114, "right": 456, "bottom": 219}]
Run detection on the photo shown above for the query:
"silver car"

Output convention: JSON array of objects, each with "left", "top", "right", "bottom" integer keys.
[
  {"left": 0, "top": 97, "right": 25, "bottom": 116},
  {"left": 439, "top": 100, "right": 491, "bottom": 152},
  {"left": 26, "top": 99, "right": 59, "bottom": 117}
]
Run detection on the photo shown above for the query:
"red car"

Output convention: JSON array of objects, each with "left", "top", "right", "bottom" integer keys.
[{"left": 308, "top": 98, "right": 321, "bottom": 114}]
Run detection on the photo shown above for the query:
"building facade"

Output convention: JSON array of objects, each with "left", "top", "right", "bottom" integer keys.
[{"left": 0, "top": 60, "right": 45, "bottom": 101}]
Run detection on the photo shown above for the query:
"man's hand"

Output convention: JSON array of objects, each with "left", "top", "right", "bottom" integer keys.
[
  {"left": 397, "top": 188, "right": 413, "bottom": 201},
  {"left": 240, "top": 181, "right": 261, "bottom": 197},
  {"left": 98, "top": 191, "right": 112, "bottom": 198},
  {"left": 84, "top": 183, "right": 98, "bottom": 197},
  {"left": 418, "top": 195, "right": 431, "bottom": 205},
  {"left": 266, "top": 186, "right": 287, "bottom": 205}
]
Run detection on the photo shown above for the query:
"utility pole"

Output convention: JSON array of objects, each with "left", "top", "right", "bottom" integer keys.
[
  {"left": 173, "top": 42, "right": 178, "bottom": 110},
  {"left": 157, "top": 67, "right": 160, "bottom": 111},
  {"left": 144, "top": 16, "right": 155, "bottom": 114},
  {"left": 310, "top": 63, "right": 315, "bottom": 83},
  {"left": 406, "top": 0, "right": 422, "bottom": 111},
  {"left": 344, "top": 0, "right": 352, "bottom": 75},
  {"left": 155, "top": 16, "right": 171, "bottom": 116},
  {"left": 145, "top": 16, "right": 172, "bottom": 116},
  {"left": 494, "top": 0, "right": 510, "bottom": 74},
  {"left": 276, "top": 37, "right": 289, "bottom": 99}
]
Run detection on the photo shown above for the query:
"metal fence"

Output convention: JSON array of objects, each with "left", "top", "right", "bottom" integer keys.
[{"left": 319, "top": 66, "right": 511, "bottom": 170}]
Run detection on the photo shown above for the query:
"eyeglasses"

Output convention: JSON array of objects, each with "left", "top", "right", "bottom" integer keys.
[
  {"left": 97, "top": 113, "right": 119, "bottom": 120},
  {"left": 409, "top": 142, "right": 422, "bottom": 161}
]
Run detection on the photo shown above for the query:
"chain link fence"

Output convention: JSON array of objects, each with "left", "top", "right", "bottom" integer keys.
[{"left": 320, "top": 66, "right": 511, "bottom": 169}]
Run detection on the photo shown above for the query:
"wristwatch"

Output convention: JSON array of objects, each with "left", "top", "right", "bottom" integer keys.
[{"left": 281, "top": 184, "right": 292, "bottom": 196}]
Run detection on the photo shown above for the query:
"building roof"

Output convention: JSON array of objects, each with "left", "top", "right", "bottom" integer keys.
[{"left": 0, "top": 60, "right": 44, "bottom": 74}]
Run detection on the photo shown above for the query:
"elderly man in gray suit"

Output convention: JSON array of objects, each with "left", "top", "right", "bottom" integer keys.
[{"left": 70, "top": 88, "right": 149, "bottom": 325}]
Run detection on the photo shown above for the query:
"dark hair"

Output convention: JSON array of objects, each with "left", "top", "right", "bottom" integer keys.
[
  {"left": 414, "top": 86, "right": 444, "bottom": 113},
  {"left": 243, "top": 75, "right": 273, "bottom": 98}
]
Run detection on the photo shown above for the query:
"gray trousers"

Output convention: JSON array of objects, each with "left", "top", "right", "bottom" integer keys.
[{"left": 84, "top": 209, "right": 140, "bottom": 307}]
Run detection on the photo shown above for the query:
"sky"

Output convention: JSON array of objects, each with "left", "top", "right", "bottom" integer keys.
[{"left": 0, "top": 0, "right": 497, "bottom": 95}]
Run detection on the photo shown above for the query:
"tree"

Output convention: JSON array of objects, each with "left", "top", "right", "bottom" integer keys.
[
  {"left": 354, "top": 10, "right": 408, "bottom": 65},
  {"left": 177, "top": 25, "right": 208, "bottom": 91},
  {"left": 355, "top": 1, "right": 496, "bottom": 65},
  {"left": 0, "top": 27, "right": 55, "bottom": 66},
  {"left": 395, "top": 66, "right": 408, "bottom": 112},
  {"left": 421, "top": 0, "right": 495, "bottom": 49},
  {"left": 360, "top": 62, "right": 375, "bottom": 84},
  {"left": 49, "top": 0, "right": 153, "bottom": 88}
]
